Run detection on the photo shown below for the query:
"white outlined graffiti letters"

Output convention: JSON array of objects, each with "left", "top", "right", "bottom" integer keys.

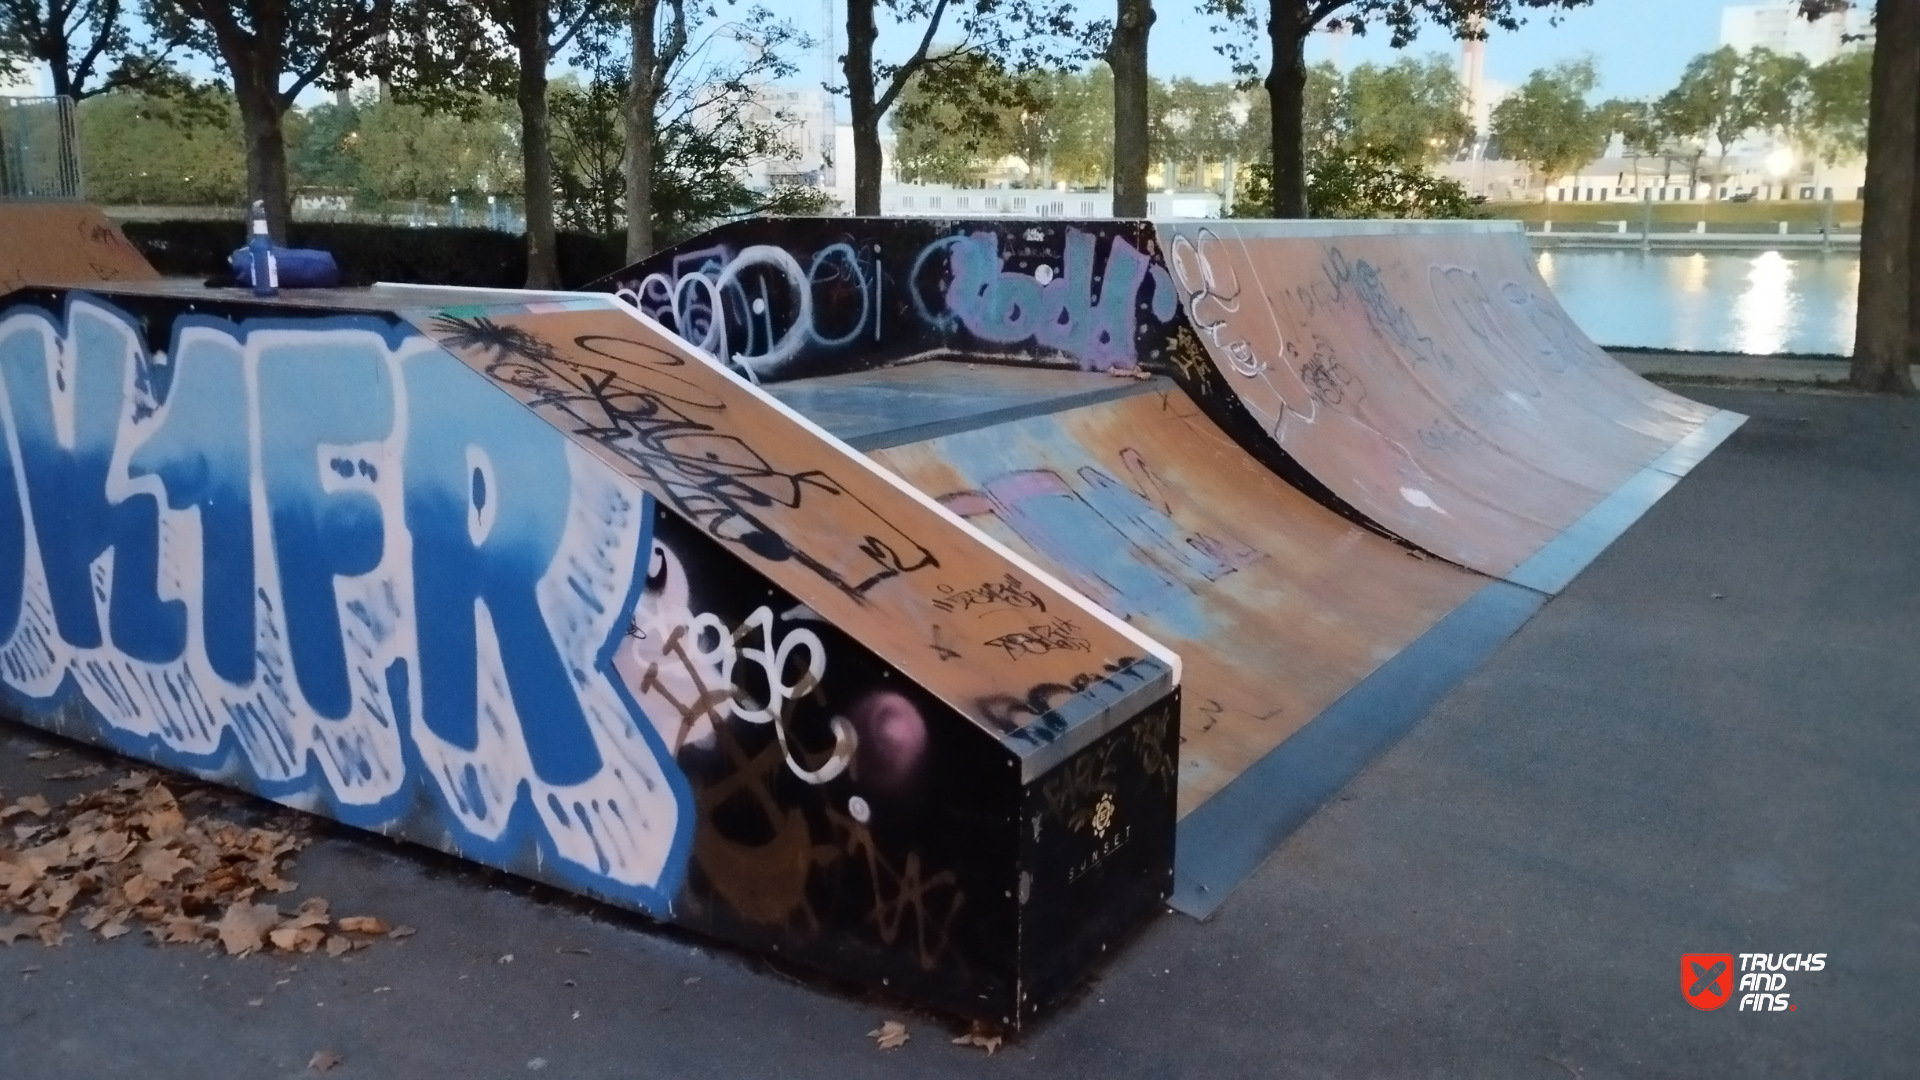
[{"left": 0, "top": 295, "right": 692, "bottom": 909}]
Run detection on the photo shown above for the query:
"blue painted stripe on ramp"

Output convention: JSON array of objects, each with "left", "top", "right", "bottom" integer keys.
[{"left": 1168, "top": 579, "right": 1545, "bottom": 920}]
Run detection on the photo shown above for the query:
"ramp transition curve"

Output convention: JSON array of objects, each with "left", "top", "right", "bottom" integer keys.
[{"left": 602, "top": 217, "right": 1743, "bottom": 911}]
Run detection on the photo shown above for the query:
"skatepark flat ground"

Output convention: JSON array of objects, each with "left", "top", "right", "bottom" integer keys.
[{"left": 3, "top": 383, "right": 1916, "bottom": 1080}]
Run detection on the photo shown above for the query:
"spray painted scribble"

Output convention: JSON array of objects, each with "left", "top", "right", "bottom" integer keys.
[
  {"left": 0, "top": 296, "right": 692, "bottom": 909},
  {"left": 605, "top": 221, "right": 1183, "bottom": 378},
  {"left": 936, "top": 447, "right": 1259, "bottom": 639},
  {"left": 935, "top": 228, "right": 1178, "bottom": 371},
  {"left": 428, "top": 315, "right": 941, "bottom": 601},
  {"left": 618, "top": 242, "right": 876, "bottom": 378}
]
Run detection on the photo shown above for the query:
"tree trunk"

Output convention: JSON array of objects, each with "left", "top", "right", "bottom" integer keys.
[
  {"left": 844, "top": 0, "right": 882, "bottom": 214},
  {"left": 1108, "top": 0, "right": 1153, "bottom": 217},
  {"left": 1853, "top": 0, "right": 1918, "bottom": 393},
  {"left": 1265, "top": 0, "right": 1308, "bottom": 218},
  {"left": 626, "top": 0, "right": 663, "bottom": 260},
  {"left": 514, "top": 2, "right": 560, "bottom": 289},
  {"left": 235, "top": 86, "right": 293, "bottom": 242}
]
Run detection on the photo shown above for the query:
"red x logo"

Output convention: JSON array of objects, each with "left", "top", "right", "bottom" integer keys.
[{"left": 1684, "top": 954, "right": 1734, "bottom": 1010}]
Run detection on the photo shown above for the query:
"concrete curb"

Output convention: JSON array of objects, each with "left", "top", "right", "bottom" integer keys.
[{"left": 1606, "top": 350, "right": 1912, "bottom": 385}]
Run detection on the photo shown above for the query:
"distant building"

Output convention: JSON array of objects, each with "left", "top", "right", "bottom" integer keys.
[
  {"left": 1718, "top": 0, "right": 1866, "bottom": 64},
  {"left": 730, "top": 85, "right": 854, "bottom": 209},
  {"left": 876, "top": 183, "right": 1222, "bottom": 220}
]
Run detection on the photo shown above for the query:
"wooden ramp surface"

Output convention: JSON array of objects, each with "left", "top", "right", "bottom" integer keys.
[
  {"left": 0, "top": 202, "right": 158, "bottom": 295},
  {"left": 404, "top": 304, "right": 1177, "bottom": 756},
  {"left": 1161, "top": 221, "right": 1728, "bottom": 581},
  {"left": 871, "top": 387, "right": 1485, "bottom": 817}
]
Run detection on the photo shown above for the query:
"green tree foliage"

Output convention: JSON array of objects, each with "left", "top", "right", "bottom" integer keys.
[
  {"left": 1198, "top": 0, "right": 1593, "bottom": 217},
  {"left": 890, "top": 51, "right": 1029, "bottom": 185},
  {"left": 1655, "top": 46, "right": 1764, "bottom": 180},
  {"left": 1801, "top": 44, "right": 1870, "bottom": 163},
  {"left": 621, "top": 0, "right": 812, "bottom": 257},
  {"left": 839, "top": 0, "right": 1085, "bottom": 213},
  {"left": 1595, "top": 96, "right": 1660, "bottom": 158},
  {"left": 1298, "top": 61, "right": 1338, "bottom": 154},
  {"left": 384, "top": 0, "right": 626, "bottom": 286},
  {"left": 546, "top": 71, "right": 831, "bottom": 244},
  {"left": 1342, "top": 53, "right": 1471, "bottom": 163},
  {"left": 290, "top": 98, "right": 360, "bottom": 191},
  {"left": 1049, "top": 63, "right": 1115, "bottom": 184},
  {"left": 1743, "top": 46, "right": 1813, "bottom": 141},
  {"left": 1, "top": 0, "right": 187, "bottom": 98},
  {"left": 143, "top": 0, "right": 396, "bottom": 239},
  {"left": 1489, "top": 57, "right": 1606, "bottom": 192},
  {"left": 350, "top": 95, "right": 521, "bottom": 205},
  {"left": 886, "top": 57, "right": 1449, "bottom": 196},
  {"left": 78, "top": 89, "right": 248, "bottom": 204},
  {"left": 1231, "top": 145, "right": 1476, "bottom": 218}
]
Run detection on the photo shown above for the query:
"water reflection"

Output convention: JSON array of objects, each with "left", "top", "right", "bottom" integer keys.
[{"left": 1534, "top": 248, "right": 1858, "bottom": 356}]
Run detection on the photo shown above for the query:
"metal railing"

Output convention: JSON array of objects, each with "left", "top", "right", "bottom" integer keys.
[{"left": 0, "top": 96, "right": 83, "bottom": 200}]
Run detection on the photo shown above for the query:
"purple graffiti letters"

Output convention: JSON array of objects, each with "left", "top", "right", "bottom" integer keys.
[{"left": 942, "top": 228, "right": 1158, "bottom": 371}]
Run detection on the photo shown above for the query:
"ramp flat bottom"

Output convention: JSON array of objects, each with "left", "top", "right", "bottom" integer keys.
[{"left": 765, "top": 359, "right": 1165, "bottom": 450}]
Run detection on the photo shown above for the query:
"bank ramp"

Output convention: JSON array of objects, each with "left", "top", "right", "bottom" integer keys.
[
  {"left": 0, "top": 201, "right": 158, "bottom": 295},
  {"left": 0, "top": 279, "right": 1180, "bottom": 1025},
  {"left": 600, "top": 217, "right": 1742, "bottom": 913}
]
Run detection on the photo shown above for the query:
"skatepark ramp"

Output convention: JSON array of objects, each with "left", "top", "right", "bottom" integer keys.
[
  {"left": 0, "top": 201, "right": 158, "bottom": 296},
  {"left": 597, "top": 217, "right": 1744, "bottom": 912},
  {"left": 0, "top": 276, "right": 1180, "bottom": 1026}
]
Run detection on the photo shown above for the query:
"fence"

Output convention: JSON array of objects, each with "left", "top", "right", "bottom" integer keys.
[{"left": 0, "top": 96, "right": 82, "bottom": 200}]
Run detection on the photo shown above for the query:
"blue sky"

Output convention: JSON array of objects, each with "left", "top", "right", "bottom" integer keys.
[
  {"left": 10, "top": 0, "right": 1730, "bottom": 107},
  {"left": 841, "top": 0, "right": 1729, "bottom": 100}
]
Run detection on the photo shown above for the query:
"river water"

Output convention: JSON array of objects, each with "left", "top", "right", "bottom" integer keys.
[{"left": 1534, "top": 248, "right": 1859, "bottom": 357}]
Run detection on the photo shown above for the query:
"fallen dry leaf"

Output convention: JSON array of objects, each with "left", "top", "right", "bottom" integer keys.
[
  {"left": 386, "top": 926, "right": 416, "bottom": 940},
  {"left": 868, "top": 1020, "right": 910, "bottom": 1050},
  {"left": 42, "top": 880, "right": 81, "bottom": 918},
  {"left": 325, "top": 935, "right": 352, "bottom": 958},
  {"left": 283, "top": 897, "right": 330, "bottom": 930},
  {"left": 217, "top": 901, "right": 281, "bottom": 956},
  {"left": 308, "top": 1050, "right": 342, "bottom": 1072},
  {"left": 158, "top": 916, "right": 206, "bottom": 944},
  {"left": 44, "top": 766, "right": 106, "bottom": 782},
  {"left": 137, "top": 846, "right": 195, "bottom": 884},
  {"left": 269, "top": 925, "right": 327, "bottom": 953},
  {"left": 952, "top": 1020, "right": 1004, "bottom": 1055},
  {"left": 0, "top": 916, "right": 54, "bottom": 945},
  {"left": 25, "top": 751, "right": 60, "bottom": 761},
  {"left": 0, "top": 767, "right": 388, "bottom": 959},
  {"left": 337, "top": 916, "right": 388, "bottom": 935}
]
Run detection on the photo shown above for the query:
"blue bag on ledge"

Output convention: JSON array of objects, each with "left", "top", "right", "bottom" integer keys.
[{"left": 227, "top": 246, "right": 341, "bottom": 288}]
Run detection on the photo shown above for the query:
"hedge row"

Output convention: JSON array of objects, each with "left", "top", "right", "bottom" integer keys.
[{"left": 117, "top": 219, "right": 628, "bottom": 290}]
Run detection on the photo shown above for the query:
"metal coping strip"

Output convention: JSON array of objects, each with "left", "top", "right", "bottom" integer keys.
[
  {"left": 1167, "top": 580, "right": 1545, "bottom": 919},
  {"left": 1504, "top": 409, "right": 1745, "bottom": 595}
]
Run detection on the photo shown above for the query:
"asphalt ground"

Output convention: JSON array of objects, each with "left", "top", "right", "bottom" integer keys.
[{"left": 3, "top": 384, "right": 1917, "bottom": 1079}]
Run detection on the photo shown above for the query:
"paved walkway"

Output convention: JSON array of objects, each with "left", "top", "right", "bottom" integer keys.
[{"left": 4, "top": 385, "right": 1917, "bottom": 1079}]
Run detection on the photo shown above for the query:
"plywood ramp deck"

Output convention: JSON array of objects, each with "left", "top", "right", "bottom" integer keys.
[
  {"left": 872, "top": 387, "right": 1485, "bottom": 817},
  {"left": 0, "top": 202, "right": 158, "bottom": 294}
]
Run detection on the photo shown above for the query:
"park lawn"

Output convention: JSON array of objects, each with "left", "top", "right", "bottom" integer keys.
[{"left": 1483, "top": 200, "right": 1864, "bottom": 228}]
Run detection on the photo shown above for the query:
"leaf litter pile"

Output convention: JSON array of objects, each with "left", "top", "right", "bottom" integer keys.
[{"left": 0, "top": 766, "right": 407, "bottom": 955}]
